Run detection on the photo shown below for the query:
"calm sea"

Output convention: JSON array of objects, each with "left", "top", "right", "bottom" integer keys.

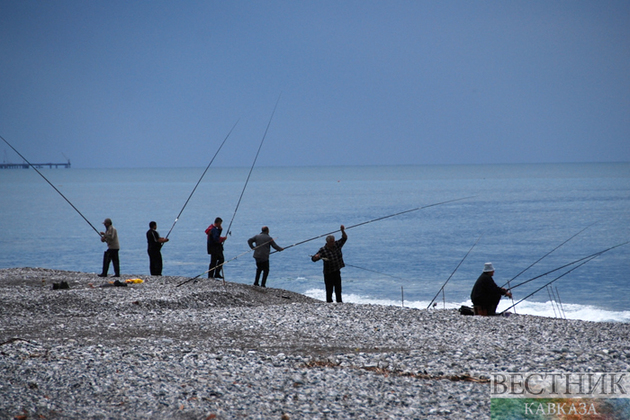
[{"left": 1, "top": 164, "right": 628, "bottom": 322}]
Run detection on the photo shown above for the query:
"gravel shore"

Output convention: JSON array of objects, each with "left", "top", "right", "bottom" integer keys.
[{"left": 1, "top": 268, "right": 629, "bottom": 419}]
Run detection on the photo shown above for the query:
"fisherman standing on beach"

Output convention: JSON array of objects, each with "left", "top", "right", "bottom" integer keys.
[
  {"left": 98, "top": 218, "right": 120, "bottom": 278},
  {"left": 147, "top": 221, "right": 168, "bottom": 276},
  {"left": 248, "top": 226, "right": 284, "bottom": 287},
  {"left": 311, "top": 225, "right": 347, "bottom": 303},
  {"left": 206, "top": 217, "right": 226, "bottom": 279},
  {"left": 470, "top": 262, "right": 512, "bottom": 315}
]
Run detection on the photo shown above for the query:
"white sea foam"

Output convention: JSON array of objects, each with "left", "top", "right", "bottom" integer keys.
[
  {"left": 505, "top": 301, "right": 630, "bottom": 323},
  {"left": 304, "top": 288, "right": 630, "bottom": 323}
]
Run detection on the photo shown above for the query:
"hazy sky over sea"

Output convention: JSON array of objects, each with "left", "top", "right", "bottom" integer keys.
[{"left": 1, "top": 1, "right": 629, "bottom": 168}]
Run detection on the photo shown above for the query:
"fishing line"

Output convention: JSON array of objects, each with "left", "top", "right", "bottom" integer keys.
[
  {"left": 427, "top": 234, "right": 482, "bottom": 309},
  {"left": 180, "top": 196, "right": 475, "bottom": 287},
  {"left": 164, "top": 120, "right": 239, "bottom": 239},
  {"left": 500, "top": 222, "right": 596, "bottom": 289},
  {"left": 508, "top": 241, "right": 629, "bottom": 291},
  {"left": 344, "top": 263, "right": 411, "bottom": 282},
  {"left": 271, "top": 195, "right": 476, "bottom": 255},
  {"left": 548, "top": 286, "right": 565, "bottom": 319},
  {"left": 224, "top": 94, "right": 282, "bottom": 238},
  {"left": 180, "top": 196, "right": 473, "bottom": 286},
  {"left": 500, "top": 255, "right": 599, "bottom": 314},
  {"left": 0, "top": 134, "right": 101, "bottom": 237}
]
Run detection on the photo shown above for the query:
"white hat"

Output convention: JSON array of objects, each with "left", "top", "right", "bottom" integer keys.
[{"left": 483, "top": 262, "right": 495, "bottom": 272}]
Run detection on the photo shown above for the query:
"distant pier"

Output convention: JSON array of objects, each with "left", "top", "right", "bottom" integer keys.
[{"left": 0, "top": 161, "right": 71, "bottom": 169}]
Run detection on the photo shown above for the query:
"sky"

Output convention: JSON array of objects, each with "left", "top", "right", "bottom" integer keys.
[{"left": 1, "top": 0, "right": 629, "bottom": 168}]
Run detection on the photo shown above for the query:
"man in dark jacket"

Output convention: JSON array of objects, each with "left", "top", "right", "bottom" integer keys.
[
  {"left": 206, "top": 217, "right": 226, "bottom": 279},
  {"left": 147, "top": 221, "right": 168, "bottom": 276},
  {"left": 311, "top": 225, "right": 347, "bottom": 303},
  {"left": 470, "top": 262, "right": 512, "bottom": 315}
]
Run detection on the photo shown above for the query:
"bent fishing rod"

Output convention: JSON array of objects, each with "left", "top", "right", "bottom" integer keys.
[
  {"left": 507, "top": 240, "right": 629, "bottom": 291},
  {"left": 499, "top": 254, "right": 598, "bottom": 315},
  {"left": 176, "top": 237, "right": 276, "bottom": 287},
  {"left": 1, "top": 134, "right": 101, "bottom": 237},
  {"left": 224, "top": 94, "right": 282, "bottom": 239},
  {"left": 500, "top": 222, "right": 596, "bottom": 289},
  {"left": 180, "top": 195, "right": 474, "bottom": 287},
  {"left": 164, "top": 120, "right": 240, "bottom": 240},
  {"left": 427, "top": 234, "right": 482, "bottom": 309},
  {"left": 270, "top": 195, "right": 476, "bottom": 255}
]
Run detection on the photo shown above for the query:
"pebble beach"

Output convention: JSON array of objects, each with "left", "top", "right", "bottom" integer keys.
[{"left": 1, "top": 268, "right": 629, "bottom": 419}]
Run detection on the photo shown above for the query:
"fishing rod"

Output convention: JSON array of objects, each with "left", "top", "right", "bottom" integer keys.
[
  {"left": 224, "top": 94, "right": 282, "bottom": 238},
  {"left": 500, "top": 222, "right": 596, "bottom": 288},
  {"left": 164, "top": 120, "right": 240, "bottom": 240},
  {"left": 427, "top": 234, "right": 482, "bottom": 309},
  {"left": 0, "top": 134, "right": 101, "bottom": 237},
  {"left": 546, "top": 286, "right": 558, "bottom": 319},
  {"left": 500, "top": 222, "right": 596, "bottom": 312},
  {"left": 176, "top": 237, "right": 277, "bottom": 287},
  {"left": 508, "top": 241, "right": 629, "bottom": 291},
  {"left": 500, "top": 254, "right": 598, "bottom": 314},
  {"left": 212, "top": 95, "right": 281, "bottom": 281},
  {"left": 271, "top": 195, "right": 476, "bottom": 255}
]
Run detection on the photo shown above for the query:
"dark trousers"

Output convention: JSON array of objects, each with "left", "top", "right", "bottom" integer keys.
[
  {"left": 324, "top": 270, "right": 342, "bottom": 303},
  {"left": 209, "top": 251, "right": 224, "bottom": 278},
  {"left": 101, "top": 249, "right": 120, "bottom": 276},
  {"left": 254, "top": 260, "right": 270, "bottom": 287},
  {"left": 473, "top": 295, "right": 502, "bottom": 316},
  {"left": 148, "top": 249, "right": 162, "bottom": 276}
]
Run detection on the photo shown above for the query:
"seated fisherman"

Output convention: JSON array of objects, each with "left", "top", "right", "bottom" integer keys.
[{"left": 470, "top": 262, "right": 512, "bottom": 316}]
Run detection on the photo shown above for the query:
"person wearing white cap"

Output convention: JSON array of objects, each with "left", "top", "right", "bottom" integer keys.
[{"left": 470, "top": 262, "right": 512, "bottom": 315}]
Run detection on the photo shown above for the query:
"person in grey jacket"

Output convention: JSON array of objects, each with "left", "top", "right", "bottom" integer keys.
[
  {"left": 99, "top": 218, "right": 120, "bottom": 277},
  {"left": 247, "top": 226, "right": 284, "bottom": 287}
]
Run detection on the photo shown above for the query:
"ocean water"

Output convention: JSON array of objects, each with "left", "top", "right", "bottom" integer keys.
[{"left": 1, "top": 163, "right": 629, "bottom": 322}]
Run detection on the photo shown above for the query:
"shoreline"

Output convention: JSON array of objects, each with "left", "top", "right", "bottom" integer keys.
[{"left": 2, "top": 268, "right": 629, "bottom": 419}]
